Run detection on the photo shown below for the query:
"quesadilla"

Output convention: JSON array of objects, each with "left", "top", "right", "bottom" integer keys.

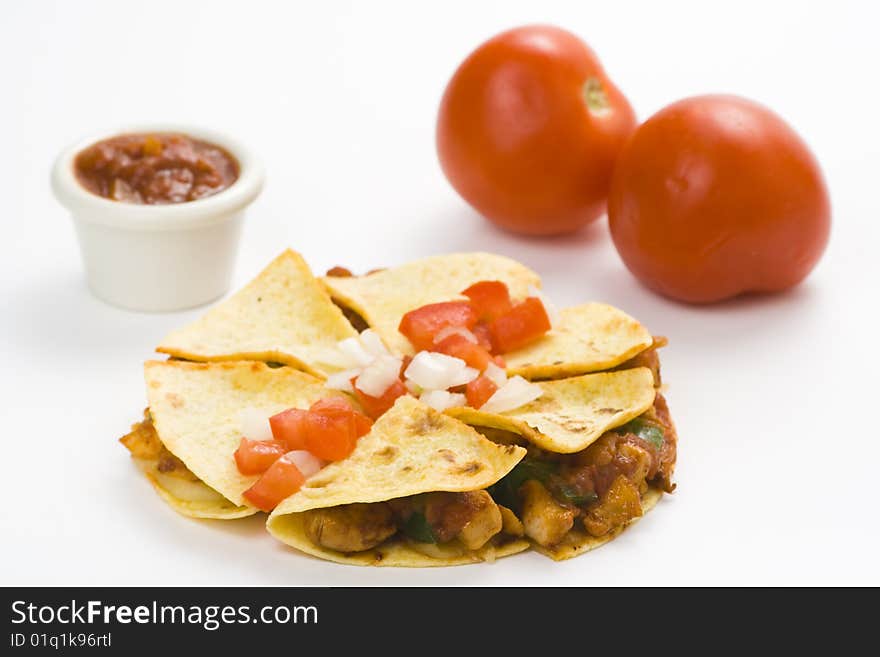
[
  {"left": 267, "top": 395, "right": 529, "bottom": 566},
  {"left": 452, "top": 364, "right": 677, "bottom": 560},
  {"left": 121, "top": 360, "right": 345, "bottom": 518},
  {"left": 157, "top": 250, "right": 358, "bottom": 377},
  {"left": 321, "top": 252, "right": 540, "bottom": 356}
]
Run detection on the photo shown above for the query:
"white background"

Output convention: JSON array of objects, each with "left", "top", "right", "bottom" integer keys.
[{"left": 2, "top": 0, "right": 878, "bottom": 586}]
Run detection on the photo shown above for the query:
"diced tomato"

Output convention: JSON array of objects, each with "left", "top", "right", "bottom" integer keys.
[
  {"left": 489, "top": 297, "right": 552, "bottom": 353},
  {"left": 493, "top": 354, "right": 506, "bottom": 368},
  {"left": 304, "top": 398, "right": 358, "bottom": 461},
  {"left": 398, "top": 301, "right": 477, "bottom": 351},
  {"left": 466, "top": 375, "right": 499, "bottom": 409},
  {"left": 433, "top": 333, "right": 493, "bottom": 370},
  {"left": 354, "top": 379, "right": 407, "bottom": 420},
  {"left": 242, "top": 453, "right": 306, "bottom": 512},
  {"left": 310, "top": 396, "right": 356, "bottom": 415},
  {"left": 353, "top": 409, "right": 373, "bottom": 437},
  {"left": 269, "top": 408, "right": 309, "bottom": 450},
  {"left": 461, "top": 281, "right": 512, "bottom": 321},
  {"left": 233, "top": 438, "right": 287, "bottom": 476},
  {"left": 471, "top": 322, "right": 495, "bottom": 352}
]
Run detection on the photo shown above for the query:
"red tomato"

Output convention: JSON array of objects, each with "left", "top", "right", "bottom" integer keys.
[
  {"left": 304, "top": 398, "right": 358, "bottom": 461},
  {"left": 398, "top": 301, "right": 477, "bottom": 351},
  {"left": 433, "top": 333, "right": 493, "bottom": 370},
  {"left": 489, "top": 297, "right": 552, "bottom": 352},
  {"left": 437, "top": 25, "right": 637, "bottom": 235},
  {"left": 269, "top": 408, "right": 309, "bottom": 450},
  {"left": 466, "top": 376, "right": 499, "bottom": 409},
  {"left": 233, "top": 438, "right": 287, "bottom": 476},
  {"left": 461, "top": 281, "right": 512, "bottom": 321},
  {"left": 242, "top": 453, "right": 305, "bottom": 512},
  {"left": 471, "top": 322, "right": 495, "bottom": 352},
  {"left": 354, "top": 379, "right": 407, "bottom": 419},
  {"left": 608, "top": 95, "right": 831, "bottom": 303},
  {"left": 353, "top": 409, "right": 373, "bottom": 437}
]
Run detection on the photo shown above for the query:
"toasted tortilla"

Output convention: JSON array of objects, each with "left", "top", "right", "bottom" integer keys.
[
  {"left": 446, "top": 368, "right": 657, "bottom": 454},
  {"left": 157, "top": 250, "right": 358, "bottom": 377},
  {"left": 267, "top": 395, "right": 529, "bottom": 566},
  {"left": 133, "top": 458, "right": 257, "bottom": 519},
  {"left": 143, "top": 360, "right": 345, "bottom": 514},
  {"left": 321, "top": 252, "right": 541, "bottom": 356},
  {"left": 533, "top": 488, "right": 663, "bottom": 561},
  {"left": 504, "top": 304, "right": 653, "bottom": 380}
]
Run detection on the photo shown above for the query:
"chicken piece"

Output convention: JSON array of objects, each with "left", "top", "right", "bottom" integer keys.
[
  {"left": 519, "top": 480, "right": 575, "bottom": 547},
  {"left": 498, "top": 505, "right": 524, "bottom": 537},
  {"left": 120, "top": 411, "right": 199, "bottom": 481},
  {"left": 304, "top": 503, "right": 396, "bottom": 553},
  {"left": 457, "top": 493, "right": 503, "bottom": 549},
  {"left": 119, "top": 411, "right": 162, "bottom": 460},
  {"left": 425, "top": 490, "right": 502, "bottom": 548},
  {"left": 646, "top": 393, "right": 677, "bottom": 493},
  {"left": 583, "top": 475, "right": 643, "bottom": 537}
]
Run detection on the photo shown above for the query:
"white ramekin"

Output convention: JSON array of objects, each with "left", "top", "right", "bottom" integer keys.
[{"left": 51, "top": 125, "right": 264, "bottom": 312}]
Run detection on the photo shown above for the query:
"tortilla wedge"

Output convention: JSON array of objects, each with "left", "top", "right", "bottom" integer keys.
[
  {"left": 503, "top": 304, "right": 653, "bottom": 380},
  {"left": 135, "top": 360, "right": 347, "bottom": 517},
  {"left": 132, "top": 458, "right": 257, "bottom": 519},
  {"left": 446, "top": 368, "right": 657, "bottom": 453},
  {"left": 321, "top": 252, "right": 541, "bottom": 356},
  {"left": 157, "top": 250, "right": 358, "bottom": 377},
  {"left": 267, "top": 395, "right": 529, "bottom": 566}
]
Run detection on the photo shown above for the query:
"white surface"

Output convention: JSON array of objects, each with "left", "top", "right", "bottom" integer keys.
[
  {"left": 2, "top": 0, "right": 878, "bottom": 586},
  {"left": 51, "top": 124, "right": 264, "bottom": 311}
]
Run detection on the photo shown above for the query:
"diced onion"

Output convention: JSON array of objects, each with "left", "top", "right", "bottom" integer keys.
[
  {"left": 355, "top": 355, "right": 403, "bottom": 397},
  {"left": 432, "top": 325, "right": 478, "bottom": 345},
  {"left": 528, "top": 284, "right": 560, "bottom": 328},
  {"left": 404, "top": 351, "right": 479, "bottom": 391},
  {"left": 325, "top": 368, "right": 362, "bottom": 393},
  {"left": 337, "top": 336, "right": 375, "bottom": 368},
  {"left": 480, "top": 376, "right": 543, "bottom": 414},
  {"left": 419, "top": 390, "right": 467, "bottom": 411},
  {"left": 285, "top": 450, "right": 324, "bottom": 478},
  {"left": 405, "top": 379, "right": 423, "bottom": 395},
  {"left": 358, "top": 329, "right": 390, "bottom": 357},
  {"left": 484, "top": 361, "right": 508, "bottom": 388},
  {"left": 239, "top": 407, "right": 274, "bottom": 441}
]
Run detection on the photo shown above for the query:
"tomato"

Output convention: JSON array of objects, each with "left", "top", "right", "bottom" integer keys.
[
  {"left": 304, "top": 398, "right": 360, "bottom": 461},
  {"left": 233, "top": 438, "right": 287, "bottom": 476},
  {"left": 465, "top": 375, "right": 499, "bottom": 409},
  {"left": 433, "top": 333, "right": 493, "bottom": 370},
  {"left": 398, "top": 301, "right": 477, "bottom": 351},
  {"left": 269, "top": 408, "right": 309, "bottom": 450},
  {"left": 243, "top": 453, "right": 305, "bottom": 512},
  {"left": 608, "top": 95, "right": 831, "bottom": 303},
  {"left": 471, "top": 322, "right": 495, "bottom": 352},
  {"left": 489, "top": 297, "right": 552, "bottom": 352},
  {"left": 354, "top": 379, "right": 407, "bottom": 419},
  {"left": 353, "top": 409, "right": 374, "bottom": 437},
  {"left": 437, "top": 25, "right": 637, "bottom": 235},
  {"left": 461, "top": 281, "right": 512, "bottom": 321}
]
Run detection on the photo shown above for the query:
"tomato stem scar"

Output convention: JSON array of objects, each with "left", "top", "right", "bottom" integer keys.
[{"left": 583, "top": 78, "right": 610, "bottom": 115}]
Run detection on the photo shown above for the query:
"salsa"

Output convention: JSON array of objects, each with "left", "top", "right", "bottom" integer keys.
[{"left": 74, "top": 133, "right": 239, "bottom": 204}]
